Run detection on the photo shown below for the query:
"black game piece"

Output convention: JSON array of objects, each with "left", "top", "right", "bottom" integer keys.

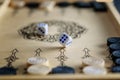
[
  {"left": 107, "top": 37, "right": 120, "bottom": 46},
  {"left": 114, "top": 0, "right": 120, "bottom": 13},
  {"left": 91, "top": 1, "right": 107, "bottom": 12},
  {"left": 72, "top": 1, "right": 92, "bottom": 8},
  {"left": 109, "top": 43, "right": 120, "bottom": 53},
  {"left": 112, "top": 50, "right": 120, "bottom": 58},
  {"left": 111, "top": 66, "right": 120, "bottom": 72},
  {"left": 0, "top": 49, "right": 19, "bottom": 75},
  {"left": 25, "top": 2, "right": 40, "bottom": 9},
  {"left": 114, "top": 58, "right": 120, "bottom": 65},
  {"left": 0, "top": 67, "right": 17, "bottom": 75},
  {"left": 56, "top": 2, "right": 71, "bottom": 8},
  {"left": 51, "top": 66, "right": 75, "bottom": 74}
]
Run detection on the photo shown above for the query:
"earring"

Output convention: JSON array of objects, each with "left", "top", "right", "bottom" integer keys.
[
  {"left": 50, "top": 48, "right": 75, "bottom": 74},
  {"left": 0, "top": 49, "right": 19, "bottom": 75}
]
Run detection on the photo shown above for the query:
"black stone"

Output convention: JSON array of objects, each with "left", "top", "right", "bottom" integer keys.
[
  {"left": 0, "top": 67, "right": 17, "bottom": 75},
  {"left": 91, "top": 1, "right": 107, "bottom": 12},
  {"left": 109, "top": 43, "right": 120, "bottom": 53},
  {"left": 51, "top": 66, "right": 75, "bottom": 74},
  {"left": 112, "top": 50, "right": 120, "bottom": 58},
  {"left": 25, "top": 2, "right": 40, "bottom": 9},
  {"left": 107, "top": 37, "right": 120, "bottom": 46},
  {"left": 72, "top": 2, "right": 92, "bottom": 8},
  {"left": 111, "top": 66, "right": 120, "bottom": 72},
  {"left": 114, "top": 0, "right": 120, "bottom": 13},
  {"left": 56, "top": 2, "right": 71, "bottom": 8}
]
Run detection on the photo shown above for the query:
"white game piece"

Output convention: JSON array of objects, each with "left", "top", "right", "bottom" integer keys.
[
  {"left": 82, "top": 56, "right": 105, "bottom": 67},
  {"left": 83, "top": 66, "right": 107, "bottom": 75},
  {"left": 59, "top": 33, "right": 72, "bottom": 47},
  {"left": 41, "top": 0, "right": 56, "bottom": 12},
  {"left": 27, "top": 64, "right": 51, "bottom": 75},
  {"left": 27, "top": 57, "right": 49, "bottom": 66},
  {"left": 13, "top": 0, "right": 25, "bottom": 8},
  {"left": 36, "top": 23, "right": 48, "bottom": 36}
]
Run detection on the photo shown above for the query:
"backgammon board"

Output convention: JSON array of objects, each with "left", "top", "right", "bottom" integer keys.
[{"left": 0, "top": 0, "right": 120, "bottom": 80}]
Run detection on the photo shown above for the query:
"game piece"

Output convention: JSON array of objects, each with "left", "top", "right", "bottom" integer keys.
[
  {"left": 0, "top": 67, "right": 17, "bottom": 75},
  {"left": 111, "top": 66, "right": 120, "bottom": 72},
  {"left": 107, "top": 37, "right": 120, "bottom": 46},
  {"left": 56, "top": 2, "right": 71, "bottom": 8},
  {"left": 109, "top": 43, "right": 120, "bottom": 53},
  {"left": 91, "top": 1, "right": 107, "bottom": 12},
  {"left": 25, "top": 2, "right": 40, "bottom": 9},
  {"left": 112, "top": 50, "right": 120, "bottom": 58},
  {"left": 72, "top": 1, "right": 92, "bottom": 8},
  {"left": 51, "top": 48, "right": 75, "bottom": 74},
  {"left": 36, "top": 23, "right": 48, "bottom": 36},
  {"left": 59, "top": 33, "right": 72, "bottom": 47},
  {"left": 27, "top": 48, "right": 49, "bottom": 67},
  {"left": 82, "top": 48, "right": 105, "bottom": 67},
  {"left": 27, "top": 64, "right": 51, "bottom": 75},
  {"left": 82, "top": 56, "right": 105, "bottom": 67},
  {"left": 114, "top": 58, "right": 120, "bottom": 65},
  {"left": 12, "top": 0, "right": 25, "bottom": 8},
  {"left": 41, "top": 0, "right": 56, "bottom": 12},
  {"left": 114, "top": 0, "right": 120, "bottom": 13},
  {"left": 51, "top": 66, "right": 75, "bottom": 74},
  {"left": 0, "top": 49, "right": 19, "bottom": 75},
  {"left": 83, "top": 66, "right": 107, "bottom": 75}
]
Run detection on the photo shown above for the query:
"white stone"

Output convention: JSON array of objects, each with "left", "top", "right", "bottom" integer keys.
[
  {"left": 83, "top": 66, "right": 107, "bottom": 75},
  {"left": 27, "top": 64, "right": 51, "bottom": 75},
  {"left": 82, "top": 56, "right": 105, "bottom": 67}
]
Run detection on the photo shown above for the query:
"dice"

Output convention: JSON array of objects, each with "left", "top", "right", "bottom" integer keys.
[
  {"left": 59, "top": 33, "right": 72, "bottom": 47},
  {"left": 37, "top": 23, "right": 48, "bottom": 36}
]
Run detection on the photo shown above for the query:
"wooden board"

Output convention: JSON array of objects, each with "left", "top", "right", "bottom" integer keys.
[{"left": 0, "top": 1, "right": 120, "bottom": 80}]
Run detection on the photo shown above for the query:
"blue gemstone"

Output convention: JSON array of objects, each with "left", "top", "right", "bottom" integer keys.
[
  {"left": 112, "top": 66, "right": 120, "bottom": 72},
  {"left": 0, "top": 67, "right": 17, "bottom": 75},
  {"left": 51, "top": 66, "right": 75, "bottom": 74}
]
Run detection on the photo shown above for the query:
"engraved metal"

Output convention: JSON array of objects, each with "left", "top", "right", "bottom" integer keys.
[
  {"left": 34, "top": 48, "right": 42, "bottom": 57},
  {"left": 5, "top": 49, "right": 19, "bottom": 67},
  {"left": 82, "top": 48, "right": 91, "bottom": 59},
  {"left": 56, "top": 48, "right": 68, "bottom": 66}
]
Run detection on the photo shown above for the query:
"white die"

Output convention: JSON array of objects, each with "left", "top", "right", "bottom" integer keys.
[
  {"left": 59, "top": 33, "right": 72, "bottom": 47},
  {"left": 37, "top": 23, "right": 48, "bottom": 36},
  {"left": 41, "top": 0, "right": 56, "bottom": 12}
]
